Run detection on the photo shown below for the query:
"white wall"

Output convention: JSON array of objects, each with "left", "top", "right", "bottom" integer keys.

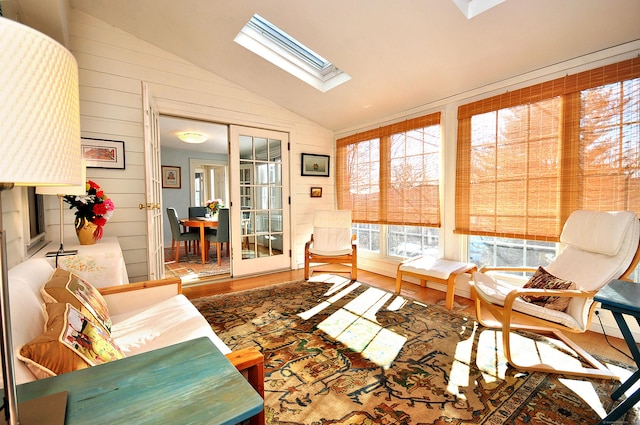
[
  {"left": 45, "top": 10, "right": 334, "bottom": 282},
  {"left": 160, "top": 147, "right": 228, "bottom": 245}
]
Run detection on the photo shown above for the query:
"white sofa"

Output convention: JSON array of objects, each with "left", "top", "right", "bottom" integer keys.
[{"left": 9, "top": 257, "right": 232, "bottom": 385}]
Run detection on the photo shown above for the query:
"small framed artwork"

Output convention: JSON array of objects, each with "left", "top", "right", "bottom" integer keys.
[
  {"left": 310, "top": 187, "right": 323, "bottom": 198},
  {"left": 162, "top": 165, "right": 181, "bottom": 189},
  {"left": 301, "top": 153, "right": 330, "bottom": 177},
  {"left": 81, "top": 137, "right": 125, "bottom": 169}
]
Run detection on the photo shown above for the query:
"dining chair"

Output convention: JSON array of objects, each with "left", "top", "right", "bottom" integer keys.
[
  {"left": 188, "top": 206, "right": 208, "bottom": 218},
  {"left": 205, "top": 208, "right": 230, "bottom": 265},
  {"left": 166, "top": 207, "right": 200, "bottom": 263}
]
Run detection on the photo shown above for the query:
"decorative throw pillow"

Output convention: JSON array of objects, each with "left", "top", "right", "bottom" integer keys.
[
  {"left": 18, "top": 303, "right": 125, "bottom": 379},
  {"left": 41, "top": 268, "right": 112, "bottom": 332},
  {"left": 521, "top": 266, "right": 576, "bottom": 311}
]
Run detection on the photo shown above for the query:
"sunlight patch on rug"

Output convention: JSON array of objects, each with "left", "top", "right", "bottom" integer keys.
[{"left": 192, "top": 276, "right": 638, "bottom": 425}]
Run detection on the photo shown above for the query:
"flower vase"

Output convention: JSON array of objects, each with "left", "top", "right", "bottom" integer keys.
[{"left": 75, "top": 218, "right": 100, "bottom": 245}]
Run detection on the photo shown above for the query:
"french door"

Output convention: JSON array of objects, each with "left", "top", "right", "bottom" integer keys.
[
  {"left": 141, "top": 82, "right": 164, "bottom": 280},
  {"left": 230, "top": 126, "right": 290, "bottom": 276}
]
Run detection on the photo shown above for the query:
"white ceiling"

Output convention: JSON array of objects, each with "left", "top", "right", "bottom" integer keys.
[
  {"left": 66, "top": 0, "right": 640, "bottom": 132},
  {"left": 10, "top": 0, "right": 640, "bottom": 136}
]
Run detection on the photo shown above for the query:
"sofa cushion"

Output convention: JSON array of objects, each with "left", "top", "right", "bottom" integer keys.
[
  {"left": 521, "top": 267, "right": 576, "bottom": 311},
  {"left": 7, "top": 258, "right": 56, "bottom": 384},
  {"left": 41, "top": 268, "right": 112, "bottom": 333},
  {"left": 110, "top": 294, "right": 231, "bottom": 356},
  {"left": 18, "top": 303, "right": 124, "bottom": 379}
]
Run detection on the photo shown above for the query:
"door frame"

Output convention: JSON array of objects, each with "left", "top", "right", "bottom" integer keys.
[{"left": 229, "top": 125, "right": 292, "bottom": 277}]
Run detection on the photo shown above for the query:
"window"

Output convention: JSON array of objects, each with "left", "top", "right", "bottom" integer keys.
[
  {"left": 26, "top": 187, "right": 47, "bottom": 254},
  {"left": 456, "top": 57, "right": 640, "bottom": 242},
  {"left": 337, "top": 113, "right": 442, "bottom": 258},
  {"left": 235, "top": 14, "right": 350, "bottom": 92}
]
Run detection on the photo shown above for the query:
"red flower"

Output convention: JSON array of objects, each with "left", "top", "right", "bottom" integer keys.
[
  {"left": 93, "top": 217, "right": 107, "bottom": 227},
  {"left": 93, "top": 203, "right": 108, "bottom": 216}
]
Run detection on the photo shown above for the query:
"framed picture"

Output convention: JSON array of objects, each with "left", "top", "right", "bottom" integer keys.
[
  {"left": 81, "top": 138, "right": 125, "bottom": 169},
  {"left": 310, "top": 187, "right": 323, "bottom": 198},
  {"left": 301, "top": 153, "right": 330, "bottom": 177},
  {"left": 162, "top": 165, "right": 181, "bottom": 189}
]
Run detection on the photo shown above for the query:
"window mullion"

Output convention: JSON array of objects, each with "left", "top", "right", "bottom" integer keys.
[{"left": 380, "top": 134, "right": 390, "bottom": 224}]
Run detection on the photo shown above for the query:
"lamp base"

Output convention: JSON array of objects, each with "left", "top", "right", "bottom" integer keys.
[
  {"left": 1, "top": 391, "right": 67, "bottom": 425},
  {"left": 44, "top": 249, "right": 78, "bottom": 258},
  {"left": 44, "top": 244, "right": 78, "bottom": 258}
]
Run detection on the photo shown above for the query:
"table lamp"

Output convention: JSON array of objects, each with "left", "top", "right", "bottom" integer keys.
[
  {"left": 0, "top": 17, "right": 82, "bottom": 425},
  {"left": 36, "top": 161, "right": 87, "bottom": 261}
]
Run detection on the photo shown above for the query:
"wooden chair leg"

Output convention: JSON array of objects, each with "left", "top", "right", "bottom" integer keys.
[{"left": 226, "top": 347, "right": 265, "bottom": 425}]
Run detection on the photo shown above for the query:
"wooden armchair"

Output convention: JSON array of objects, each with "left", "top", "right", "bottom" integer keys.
[
  {"left": 304, "top": 210, "right": 357, "bottom": 281},
  {"left": 470, "top": 210, "right": 640, "bottom": 379}
]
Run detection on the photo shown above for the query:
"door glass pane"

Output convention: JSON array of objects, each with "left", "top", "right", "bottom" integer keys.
[
  {"left": 239, "top": 135, "right": 284, "bottom": 260},
  {"left": 239, "top": 135, "right": 253, "bottom": 160},
  {"left": 270, "top": 187, "right": 281, "bottom": 209},
  {"left": 256, "top": 163, "right": 269, "bottom": 185},
  {"left": 255, "top": 137, "right": 268, "bottom": 161},
  {"left": 271, "top": 163, "right": 282, "bottom": 185},
  {"left": 269, "top": 138, "right": 281, "bottom": 161}
]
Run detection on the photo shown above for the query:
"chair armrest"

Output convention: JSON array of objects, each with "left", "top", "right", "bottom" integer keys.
[
  {"left": 305, "top": 234, "right": 314, "bottom": 251},
  {"left": 99, "top": 277, "right": 182, "bottom": 316},
  {"left": 479, "top": 266, "right": 538, "bottom": 273},
  {"left": 503, "top": 287, "right": 597, "bottom": 311}
]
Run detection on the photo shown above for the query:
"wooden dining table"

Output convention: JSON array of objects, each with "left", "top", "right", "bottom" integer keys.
[{"left": 180, "top": 217, "right": 218, "bottom": 265}]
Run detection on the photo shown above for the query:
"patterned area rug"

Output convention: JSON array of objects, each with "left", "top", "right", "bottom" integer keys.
[
  {"left": 193, "top": 275, "right": 637, "bottom": 424},
  {"left": 163, "top": 246, "right": 230, "bottom": 281}
]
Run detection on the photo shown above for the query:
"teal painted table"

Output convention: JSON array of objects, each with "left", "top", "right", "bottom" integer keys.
[
  {"left": 595, "top": 279, "right": 640, "bottom": 425},
  {"left": 17, "top": 337, "right": 263, "bottom": 425}
]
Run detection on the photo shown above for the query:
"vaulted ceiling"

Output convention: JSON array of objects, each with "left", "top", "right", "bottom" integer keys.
[{"left": 11, "top": 0, "right": 640, "bottom": 132}]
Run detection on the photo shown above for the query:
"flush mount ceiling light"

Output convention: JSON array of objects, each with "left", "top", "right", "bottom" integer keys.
[
  {"left": 235, "top": 14, "right": 351, "bottom": 93},
  {"left": 177, "top": 131, "right": 208, "bottom": 144}
]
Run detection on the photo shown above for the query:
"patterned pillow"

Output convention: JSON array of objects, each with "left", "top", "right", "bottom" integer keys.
[
  {"left": 41, "top": 268, "right": 112, "bottom": 332},
  {"left": 521, "top": 267, "right": 576, "bottom": 311},
  {"left": 18, "top": 303, "right": 125, "bottom": 379}
]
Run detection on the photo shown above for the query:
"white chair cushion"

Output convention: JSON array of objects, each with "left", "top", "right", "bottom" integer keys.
[
  {"left": 473, "top": 272, "right": 583, "bottom": 331},
  {"left": 311, "top": 227, "right": 353, "bottom": 255},
  {"left": 311, "top": 210, "right": 353, "bottom": 255},
  {"left": 399, "top": 257, "right": 473, "bottom": 280},
  {"left": 561, "top": 210, "right": 636, "bottom": 255}
]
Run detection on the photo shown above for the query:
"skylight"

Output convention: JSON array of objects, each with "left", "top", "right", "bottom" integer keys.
[
  {"left": 234, "top": 14, "right": 350, "bottom": 93},
  {"left": 452, "top": 0, "right": 506, "bottom": 19}
]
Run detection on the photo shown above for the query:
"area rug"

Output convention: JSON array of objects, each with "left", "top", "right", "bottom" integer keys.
[
  {"left": 193, "top": 275, "right": 636, "bottom": 424},
  {"left": 163, "top": 246, "right": 230, "bottom": 280}
]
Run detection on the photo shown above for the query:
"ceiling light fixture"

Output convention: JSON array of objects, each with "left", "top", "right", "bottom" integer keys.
[{"left": 177, "top": 132, "right": 208, "bottom": 144}]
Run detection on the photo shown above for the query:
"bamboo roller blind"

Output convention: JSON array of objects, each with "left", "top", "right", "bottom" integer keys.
[
  {"left": 337, "top": 113, "right": 441, "bottom": 226},
  {"left": 455, "top": 57, "right": 640, "bottom": 241}
]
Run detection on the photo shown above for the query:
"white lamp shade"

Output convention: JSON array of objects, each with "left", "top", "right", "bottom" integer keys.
[
  {"left": 0, "top": 17, "right": 81, "bottom": 187},
  {"left": 36, "top": 160, "right": 87, "bottom": 196}
]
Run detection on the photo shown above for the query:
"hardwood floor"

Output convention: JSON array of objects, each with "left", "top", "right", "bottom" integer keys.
[{"left": 183, "top": 268, "right": 635, "bottom": 368}]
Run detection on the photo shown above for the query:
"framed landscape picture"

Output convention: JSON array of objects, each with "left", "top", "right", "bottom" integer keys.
[
  {"left": 81, "top": 138, "right": 125, "bottom": 169},
  {"left": 162, "top": 165, "right": 181, "bottom": 189},
  {"left": 301, "top": 153, "right": 330, "bottom": 177}
]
